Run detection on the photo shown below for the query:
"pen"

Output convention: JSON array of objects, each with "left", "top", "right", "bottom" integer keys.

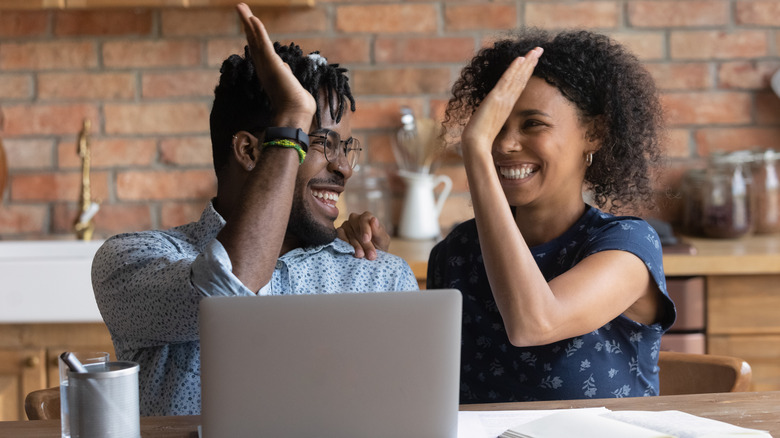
[{"left": 60, "top": 351, "right": 88, "bottom": 373}]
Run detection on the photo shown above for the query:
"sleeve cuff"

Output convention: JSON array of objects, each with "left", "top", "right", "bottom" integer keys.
[{"left": 191, "top": 239, "right": 265, "bottom": 297}]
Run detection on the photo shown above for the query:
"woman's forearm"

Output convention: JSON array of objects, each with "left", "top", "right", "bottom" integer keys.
[{"left": 462, "top": 145, "right": 557, "bottom": 346}]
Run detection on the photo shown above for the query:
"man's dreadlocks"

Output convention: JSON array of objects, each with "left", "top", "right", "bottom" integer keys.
[{"left": 209, "top": 43, "right": 356, "bottom": 174}]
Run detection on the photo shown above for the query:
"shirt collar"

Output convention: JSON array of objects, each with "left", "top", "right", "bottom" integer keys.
[
  {"left": 200, "top": 199, "right": 227, "bottom": 236},
  {"left": 203, "top": 199, "right": 354, "bottom": 258},
  {"left": 280, "top": 238, "right": 355, "bottom": 260}
]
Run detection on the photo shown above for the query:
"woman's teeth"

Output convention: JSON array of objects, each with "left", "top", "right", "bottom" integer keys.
[
  {"left": 312, "top": 190, "right": 339, "bottom": 204},
  {"left": 499, "top": 165, "right": 536, "bottom": 180}
]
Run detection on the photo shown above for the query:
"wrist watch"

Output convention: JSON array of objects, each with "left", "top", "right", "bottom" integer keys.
[{"left": 264, "top": 127, "right": 309, "bottom": 152}]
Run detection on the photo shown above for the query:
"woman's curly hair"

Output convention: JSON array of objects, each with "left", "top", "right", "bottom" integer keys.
[
  {"left": 444, "top": 28, "right": 664, "bottom": 212},
  {"left": 210, "top": 43, "right": 355, "bottom": 174}
]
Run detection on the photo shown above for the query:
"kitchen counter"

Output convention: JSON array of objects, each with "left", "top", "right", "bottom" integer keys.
[
  {"left": 0, "top": 240, "right": 105, "bottom": 323},
  {"left": 389, "top": 234, "right": 780, "bottom": 283},
  {"left": 3, "top": 234, "right": 777, "bottom": 322},
  {"left": 664, "top": 235, "right": 780, "bottom": 276},
  {"left": 388, "top": 238, "right": 437, "bottom": 284}
]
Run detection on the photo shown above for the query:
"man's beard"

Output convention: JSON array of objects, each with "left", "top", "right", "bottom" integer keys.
[
  {"left": 286, "top": 179, "right": 340, "bottom": 248},
  {"left": 286, "top": 205, "right": 337, "bottom": 248}
]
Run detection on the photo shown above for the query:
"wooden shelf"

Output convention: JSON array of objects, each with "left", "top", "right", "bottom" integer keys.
[{"left": 0, "top": 0, "right": 314, "bottom": 9}]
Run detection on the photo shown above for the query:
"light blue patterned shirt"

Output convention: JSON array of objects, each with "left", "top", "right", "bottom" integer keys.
[{"left": 92, "top": 201, "right": 418, "bottom": 416}]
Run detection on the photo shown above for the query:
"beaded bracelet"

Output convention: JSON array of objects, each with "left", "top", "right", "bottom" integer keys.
[{"left": 262, "top": 139, "right": 307, "bottom": 164}]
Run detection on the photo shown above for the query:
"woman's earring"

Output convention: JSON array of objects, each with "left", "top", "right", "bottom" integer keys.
[
  {"left": 247, "top": 163, "right": 254, "bottom": 171},
  {"left": 585, "top": 152, "right": 593, "bottom": 167}
]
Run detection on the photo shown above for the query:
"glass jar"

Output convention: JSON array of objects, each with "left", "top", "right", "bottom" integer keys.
[
  {"left": 681, "top": 168, "right": 707, "bottom": 237},
  {"left": 343, "top": 164, "right": 394, "bottom": 236},
  {"left": 700, "top": 151, "right": 753, "bottom": 239},
  {"left": 751, "top": 149, "right": 780, "bottom": 234}
]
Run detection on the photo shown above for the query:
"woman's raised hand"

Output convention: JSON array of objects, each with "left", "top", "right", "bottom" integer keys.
[
  {"left": 460, "top": 48, "right": 543, "bottom": 155},
  {"left": 236, "top": 3, "right": 316, "bottom": 130},
  {"left": 337, "top": 211, "right": 391, "bottom": 260}
]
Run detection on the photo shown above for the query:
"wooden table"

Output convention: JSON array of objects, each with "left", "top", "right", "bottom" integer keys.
[
  {"left": 1, "top": 391, "right": 778, "bottom": 437},
  {"left": 461, "top": 391, "right": 780, "bottom": 435}
]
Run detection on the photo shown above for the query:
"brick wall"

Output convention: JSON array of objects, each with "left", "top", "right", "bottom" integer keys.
[{"left": 1, "top": 1, "right": 779, "bottom": 240}]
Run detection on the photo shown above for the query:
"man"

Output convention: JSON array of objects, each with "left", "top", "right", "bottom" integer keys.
[{"left": 92, "top": 3, "right": 417, "bottom": 417}]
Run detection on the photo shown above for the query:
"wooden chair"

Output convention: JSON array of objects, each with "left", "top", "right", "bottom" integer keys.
[
  {"left": 658, "top": 350, "right": 752, "bottom": 395},
  {"left": 24, "top": 387, "right": 60, "bottom": 420}
]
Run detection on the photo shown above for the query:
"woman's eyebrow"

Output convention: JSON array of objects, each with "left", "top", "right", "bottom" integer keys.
[{"left": 516, "top": 109, "right": 552, "bottom": 118}]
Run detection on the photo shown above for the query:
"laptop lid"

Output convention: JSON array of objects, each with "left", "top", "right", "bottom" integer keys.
[{"left": 199, "top": 289, "right": 462, "bottom": 438}]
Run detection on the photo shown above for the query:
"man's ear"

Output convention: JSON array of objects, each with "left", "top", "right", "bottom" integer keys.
[{"left": 232, "top": 131, "right": 260, "bottom": 171}]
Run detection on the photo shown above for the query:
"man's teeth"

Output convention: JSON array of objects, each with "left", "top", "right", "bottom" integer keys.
[
  {"left": 312, "top": 190, "right": 339, "bottom": 203},
  {"left": 499, "top": 166, "right": 536, "bottom": 180}
]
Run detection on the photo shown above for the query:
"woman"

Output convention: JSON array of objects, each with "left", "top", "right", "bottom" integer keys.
[{"left": 342, "top": 28, "right": 676, "bottom": 402}]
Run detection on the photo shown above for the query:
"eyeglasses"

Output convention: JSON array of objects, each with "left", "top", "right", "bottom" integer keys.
[{"left": 308, "top": 129, "right": 362, "bottom": 169}]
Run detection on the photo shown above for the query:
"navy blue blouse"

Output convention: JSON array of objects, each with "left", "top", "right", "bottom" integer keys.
[{"left": 427, "top": 205, "right": 676, "bottom": 402}]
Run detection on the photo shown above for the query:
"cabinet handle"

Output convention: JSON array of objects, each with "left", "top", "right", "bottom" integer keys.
[{"left": 25, "top": 356, "right": 40, "bottom": 368}]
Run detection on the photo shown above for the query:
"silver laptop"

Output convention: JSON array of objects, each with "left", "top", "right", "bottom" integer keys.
[{"left": 199, "top": 289, "right": 462, "bottom": 438}]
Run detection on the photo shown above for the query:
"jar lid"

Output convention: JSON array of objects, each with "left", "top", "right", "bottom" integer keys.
[
  {"left": 754, "top": 148, "right": 777, "bottom": 163},
  {"left": 709, "top": 150, "right": 755, "bottom": 165},
  {"left": 683, "top": 167, "right": 707, "bottom": 181}
]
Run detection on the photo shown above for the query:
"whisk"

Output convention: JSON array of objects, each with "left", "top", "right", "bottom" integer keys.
[{"left": 394, "top": 107, "right": 442, "bottom": 174}]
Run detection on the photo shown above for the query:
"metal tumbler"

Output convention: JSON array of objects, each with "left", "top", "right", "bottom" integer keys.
[{"left": 67, "top": 361, "right": 140, "bottom": 438}]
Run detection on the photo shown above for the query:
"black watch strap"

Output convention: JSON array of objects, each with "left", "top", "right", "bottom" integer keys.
[{"left": 264, "top": 127, "right": 309, "bottom": 152}]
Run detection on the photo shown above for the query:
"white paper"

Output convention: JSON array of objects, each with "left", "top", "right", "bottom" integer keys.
[
  {"left": 603, "top": 410, "right": 772, "bottom": 438},
  {"left": 457, "top": 408, "right": 610, "bottom": 438},
  {"left": 501, "top": 409, "right": 672, "bottom": 438},
  {"left": 488, "top": 408, "right": 772, "bottom": 438}
]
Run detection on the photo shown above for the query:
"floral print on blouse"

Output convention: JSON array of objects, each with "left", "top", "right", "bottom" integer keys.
[{"left": 427, "top": 205, "right": 676, "bottom": 403}]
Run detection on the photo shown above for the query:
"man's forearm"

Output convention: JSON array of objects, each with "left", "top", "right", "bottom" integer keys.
[{"left": 216, "top": 147, "right": 300, "bottom": 292}]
